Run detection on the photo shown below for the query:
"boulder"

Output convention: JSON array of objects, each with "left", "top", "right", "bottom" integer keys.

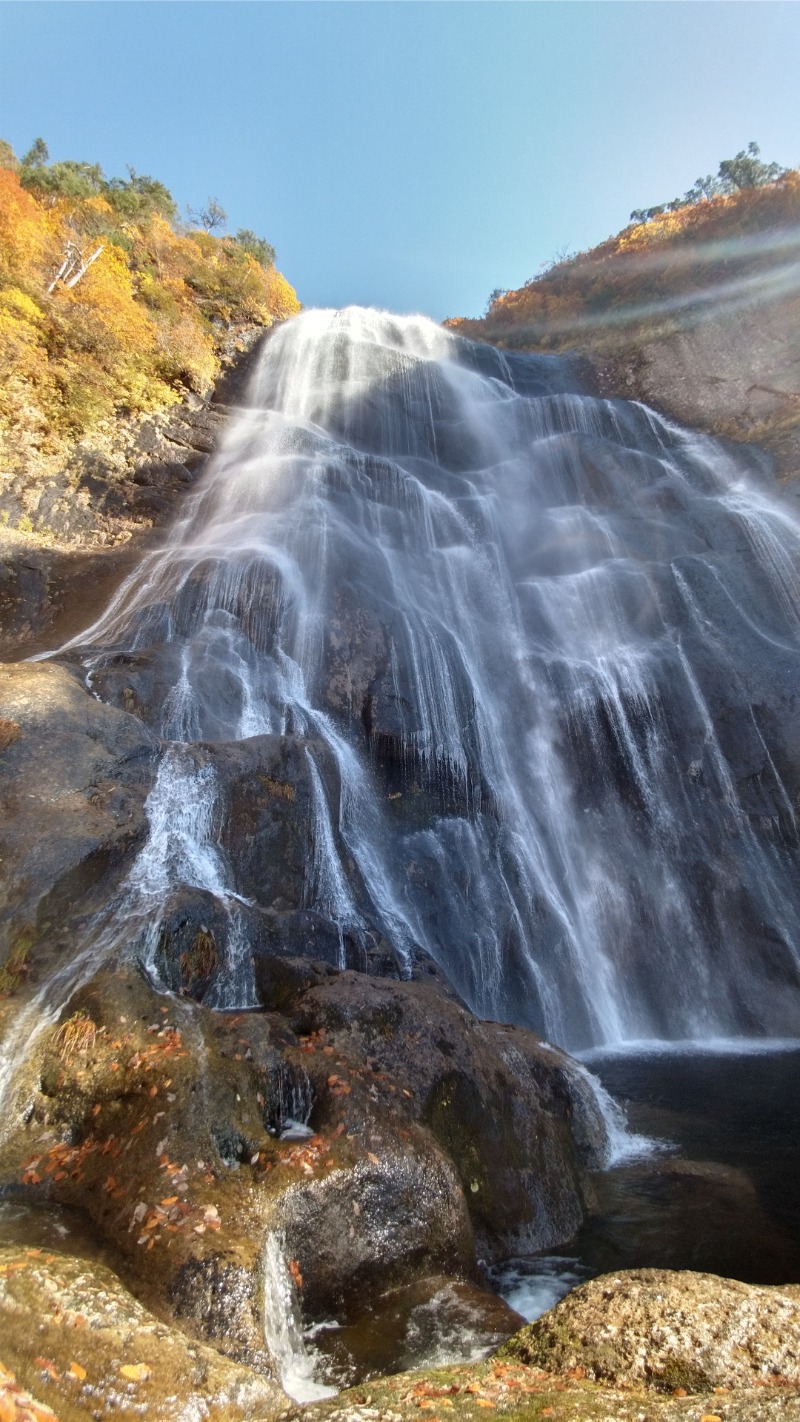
[
  {"left": 0, "top": 1243, "right": 284, "bottom": 1420},
  {"left": 500, "top": 1267, "right": 800, "bottom": 1391},
  {"left": 0, "top": 961, "right": 607, "bottom": 1388}
]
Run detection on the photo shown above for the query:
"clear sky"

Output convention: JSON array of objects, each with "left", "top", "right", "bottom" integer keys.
[{"left": 1, "top": 1, "right": 798, "bottom": 320}]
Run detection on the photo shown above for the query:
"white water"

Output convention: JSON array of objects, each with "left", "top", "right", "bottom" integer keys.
[
  {"left": 262, "top": 1233, "right": 337, "bottom": 1403},
  {"left": 49, "top": 306, "right": 800, "bottom": 1051}
]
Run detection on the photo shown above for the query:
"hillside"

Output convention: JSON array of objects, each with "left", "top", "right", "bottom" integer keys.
[
  {"left": 0, "top": 140, "right": 299, "bottom": 544},
  {"left": 447, "top": 159, "right": 800, "bottom": 482}
]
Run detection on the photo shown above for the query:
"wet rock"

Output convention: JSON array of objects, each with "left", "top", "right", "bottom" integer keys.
[
  {"left": 569, "top": 1150, "right": 800, "bottom": 1283},
  {"left": 287, "top": 970, "right": 607, "bottom": 1260},
  {"left": 311, "top": 1274, "right": 523, "bottom": 1386},
  {"left": 0, "top": 962, "right": 606, "bottom": 1388},
  {"left": 500, "top": 1267, "right": 800, "bottom": 1391},
  {"left": 0, "top": 661, "right": 158, "bottom": 966},
  {"left": 269, "top": 1143, "right": 475, "bottom": 1321},
  {"left": 0, "top": 1243, "right": 285, "bottom": 1419}
]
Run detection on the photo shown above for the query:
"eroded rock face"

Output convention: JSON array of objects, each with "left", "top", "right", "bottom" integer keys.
[
  {"left": 500, "top": 1267, "right": 800, "bottom": 1391},
  {"left": 587, "top": 299, "right": 800, "bottom": 486},
  {"left": 0, "top": 1244, "right": 285, "bottom": 1420}
]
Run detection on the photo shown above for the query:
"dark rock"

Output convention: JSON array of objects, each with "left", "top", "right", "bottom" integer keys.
[
  {"left": 281, "top": 970, "right": 607, "bottom": 1259},
  {"left": 0, "top": 962, "right": 607, "bottom": 1386},
  {"left": 304, "top": 1273, "right": 523, "bottom": 1388},
  {"left": 0, "top": 661, "right": 158, "bottom": 966}
]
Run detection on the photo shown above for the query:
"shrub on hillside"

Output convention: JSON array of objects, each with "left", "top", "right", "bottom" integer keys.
[{"left": 0, "top": 140, "right": 300, "bottom": 459}]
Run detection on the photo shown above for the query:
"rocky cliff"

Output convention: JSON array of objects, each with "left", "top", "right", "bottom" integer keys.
[{"left": 448, "top": 169, "right": 800, "bottom": 489}]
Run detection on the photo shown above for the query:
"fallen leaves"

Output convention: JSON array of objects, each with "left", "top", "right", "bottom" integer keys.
[
  {"left": 0, "top": 1360, "right": 60, "bottom": 1420},
  {"left": 67, "top": 1361, "right": 87, "bottom": 1382},
  {"left": 279, "top": 1134, "right": 327, "bottom": 1175},
  {"left": 119, "top": 1363, "right": 151, "bottom": 1382}
]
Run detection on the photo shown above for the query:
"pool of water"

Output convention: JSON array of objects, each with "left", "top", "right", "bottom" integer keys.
[{"left": 492, "top": 1042, "right": 800, "bottom": 1319}]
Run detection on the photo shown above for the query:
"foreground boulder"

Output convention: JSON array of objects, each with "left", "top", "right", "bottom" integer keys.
[
  {"left": 0, "top": 961, "right": 604, "bottom": 1389},
  {"left": 499, "top": 1267, "right": 800, "bottom": 1392},
  {"left": 299, "top": 1354, "right": 800, "bottom": 1422},
  {"left": 0, "top": 1244, "right": 284, "bottom": 1420}
]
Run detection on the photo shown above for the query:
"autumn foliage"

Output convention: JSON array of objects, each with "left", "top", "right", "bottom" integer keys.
[
  {"left": 448, "top": 167, "right": 800, "bottom": 350},
  {"left": 0, "top": 142, "right": 300, "bottom": 462}
]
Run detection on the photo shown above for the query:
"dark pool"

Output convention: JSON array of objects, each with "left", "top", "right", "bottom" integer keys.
[{"left": 492, "top": 1041, "right": 800, "bottom": 1319}]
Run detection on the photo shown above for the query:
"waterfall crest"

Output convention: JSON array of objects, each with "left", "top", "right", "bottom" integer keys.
[{"left": 58, "top": 306, "right": 800, "bottom": 1050}]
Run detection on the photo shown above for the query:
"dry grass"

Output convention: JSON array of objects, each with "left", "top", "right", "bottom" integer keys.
[
  {"left": 0, "top": 939, "right": 30, "bottom": 995},
  {"left": 0, "top": 718, "right": 19, "bottom": 753},
  {"left": 180, "top": 928, "right": 218, "bottom": 989},
  {"left": 53, "top": 1010, "right": 97, "bottom": 1063}
]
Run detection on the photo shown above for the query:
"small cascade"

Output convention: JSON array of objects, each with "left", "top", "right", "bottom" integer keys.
[
  {"left": 46, "top": 306, "right": 800, "bottom": 1052},
  {"left": 267, "top": 1062, "right": 315, "bottom": 1140},
  {"left": 124, "top": 745, "right": 260, "bottom": 1008},
  {"left": 262, "top": 1233, "right": 337, "bottom": 1402}
]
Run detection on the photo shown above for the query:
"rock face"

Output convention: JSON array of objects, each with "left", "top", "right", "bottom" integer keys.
[
  {"left": 500, "top": 1268, "right": 800, "bottom": 1391},
  {"left": 586, "top": 299, "right": 800, "bottom": 490},
  {"left": 0, "top": 661, "right": 158, "bottom": 966},
  {"left": 0, "top": 326, "right": 266, "bottom": 661},
  {"left": 0, "top": 1244, "right": 284, "bottom": 1420}
]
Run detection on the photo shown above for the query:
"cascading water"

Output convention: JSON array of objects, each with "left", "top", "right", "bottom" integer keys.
[{"left": 54, "top": 306, "right": 800, "bottom": 1052}]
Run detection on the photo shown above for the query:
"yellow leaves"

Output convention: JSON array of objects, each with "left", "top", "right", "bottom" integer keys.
[
  {"left": 119, "top": 1363, "right": 152, "bottom": 1382},
  {"left": 0, "top": 155, "right": 299, "bottom": 468},
  {"left": 0, "top": 287, "right": 44, "bottom": 325},
  {"left": 0, "top": 169, "right": 60, "bottom": 282},
  {"left": 154, "top": 311, "right": 218, "bottom": 394},
  {"left": 264, "top": 266, "right": 301, "bottom": 320},
  {"left": 68, "top": 1361, "right": 87, "bottom": 1381}
]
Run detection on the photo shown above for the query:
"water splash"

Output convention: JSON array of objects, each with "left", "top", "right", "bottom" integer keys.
[{"left": 262, "top": 1233, "right": 337, "bottom": 1402}]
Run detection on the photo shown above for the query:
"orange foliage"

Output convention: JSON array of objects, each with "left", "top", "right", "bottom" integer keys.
[
  {"left": 452, "top": 171, "right": 800, "bottom": 349},
  {"left": 0, "top": 154, "right": 300, "bottom": 462},
  {"left": 0, "top": 168, "right": 60, "bottom": 283}
]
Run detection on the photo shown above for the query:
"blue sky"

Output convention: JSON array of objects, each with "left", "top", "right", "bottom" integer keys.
[{"left": 1, "top": 2, "right": 798, "bottom": 319}]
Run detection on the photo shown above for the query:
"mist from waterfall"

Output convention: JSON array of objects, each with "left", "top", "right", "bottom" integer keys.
[{"left": 59, "top": 307, "right": 800, "bottom": 1051}]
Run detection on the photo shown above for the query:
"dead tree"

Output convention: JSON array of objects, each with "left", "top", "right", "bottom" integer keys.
[{"left": 47, "top": 241, "right": 104, "bottom": 294}]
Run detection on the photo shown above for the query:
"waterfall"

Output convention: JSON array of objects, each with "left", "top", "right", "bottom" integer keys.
[{"left": 55, "top": 306, "right": 800, "bottom": 1052}]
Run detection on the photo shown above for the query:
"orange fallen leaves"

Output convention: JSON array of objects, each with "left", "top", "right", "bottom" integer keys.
[
  {"left": 0, "top": 1359, "right": 60, "bottom": 1421},
  {"left": 68, "top": 1361, "right": 87, "bottom": 1382},
  {"left": 119, "top": 1363, "right": 151, "bottom": 1382},
  {"left": 33, "top": 1359, "right": 59, "bottom": 1383}
]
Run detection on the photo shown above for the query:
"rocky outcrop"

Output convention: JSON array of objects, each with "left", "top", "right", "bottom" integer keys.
[
  {"left": 0, "top": 661, "right": 158, "bottom": 967},
  {"left": 0, "top": 1244, "right": 285, "bottom": 1420},
  {"left": 500, "top": 1268, "right": 800, "bottom": 1391},
  {"left": 585, "top": 298, "right": 800, "bottom": 490},
  {"left": 301, "top": 1356, "right": 800, "bottom": 1422},
  {"left": 297, "top": 1268, "right": 800, "bottom": 1422},
  {"left": 0, "top": 326, "right": 266, "bottom": 661}
]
